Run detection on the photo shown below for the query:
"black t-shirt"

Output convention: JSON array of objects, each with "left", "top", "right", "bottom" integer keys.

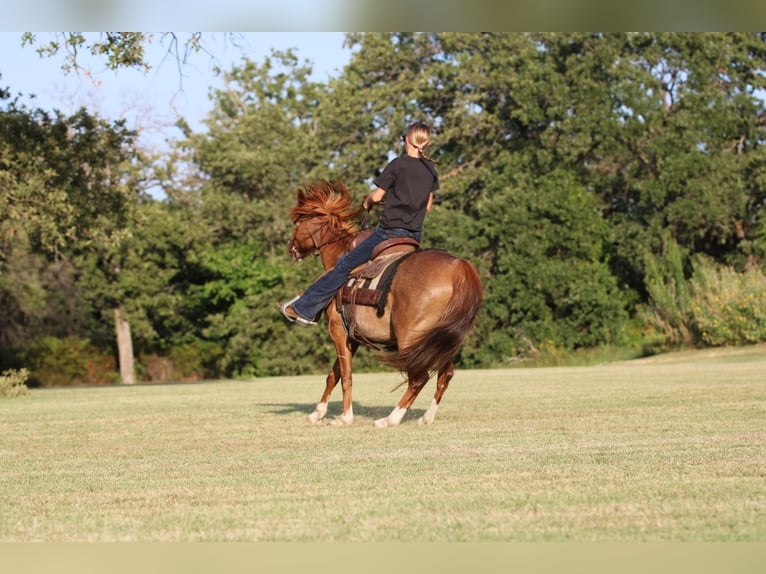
[{"left": 373, "top": 156, "right": 439, "bottom": 232}]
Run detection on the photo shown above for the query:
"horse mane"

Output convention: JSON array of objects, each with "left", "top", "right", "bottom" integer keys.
[{"left": 291, "top": 180, "right": 364, "bottom": 235}]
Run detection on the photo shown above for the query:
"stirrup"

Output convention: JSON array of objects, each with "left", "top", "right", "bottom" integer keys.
[{"left": 276, "top": 295, "right": 317, "bottom": 326}]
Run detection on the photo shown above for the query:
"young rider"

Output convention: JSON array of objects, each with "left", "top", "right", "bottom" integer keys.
[{"left": 278, "top": 121, "right": 440, "bottom": 326}]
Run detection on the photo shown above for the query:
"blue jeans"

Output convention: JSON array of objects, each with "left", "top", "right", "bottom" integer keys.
[{"left": 292, "top": 227, "right": 421, "bottom": 321}]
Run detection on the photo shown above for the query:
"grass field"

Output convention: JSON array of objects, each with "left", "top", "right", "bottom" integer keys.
[{"left": 1, "top": 345, "right": 765, "bottom": 542}]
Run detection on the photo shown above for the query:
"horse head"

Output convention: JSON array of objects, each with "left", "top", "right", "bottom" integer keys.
[{"left": 287, "top": 180, "right": 364, "bottom": 261}]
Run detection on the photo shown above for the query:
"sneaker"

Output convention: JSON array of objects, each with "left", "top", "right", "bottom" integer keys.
[{"left": 276, "top": 295, "right": 317, "bottom": 326}]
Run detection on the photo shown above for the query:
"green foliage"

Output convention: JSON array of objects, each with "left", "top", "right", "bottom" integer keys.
[
  {"left": 74, "top": 198, "right": 212, "bottom": 353},
  {"left": 20, "top": 32, "right": 212, "bottom": 74},
  {"left": 470, "top": 170, "right": 630, "bottom": 361},
  {"left": 0, "top": 96, "right": 139, "bottom": 254},
  {"left": 198, "top": 244, "right": 291, "bottom": 377},
  {"left": 640, "top": 238, "right": 697, "bottom": 346},
  {"left": 0, "top": 368, "right": 29, "bottom": 398},
  {"left": 0, "top": 238, "right": 48, "bottom": 349},
  {"left": 690, "top": 259, "right": 766, "bottom": 347},
  {"left": 23, "top": 32, "right": 149, "bottom": 73},
  {"left": 133, "top": 32, "right": 766, "bottom": 373},
  {"left": 23, "top": 337, "right": 118, "bottom": 387},
  {"left": 577, "top": 32, "right": 766, "bottom": 289},
  {"left": 0, "top": 93, "right": 144, "bottom": 376},
  {"left": 7, "top": 32, "right": 766, "bottom": 378},
  {"left": 193, "top": 50, "right": 328, "bottom": 208},
  {"left": 641, "top": 243, "right": 766, "bottom": 349}
]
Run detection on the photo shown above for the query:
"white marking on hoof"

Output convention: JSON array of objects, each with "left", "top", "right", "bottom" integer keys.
[
  {"left": 308, "top": 402, "right": 328, "bottom": 424},
  {"left": 330, "top": 406, "right": 354, "bottom": 426},
  {"left": 374, "top": 406, "right": 407, "bottom": 428},
  {"left": 418, "top": 399, "right": 439, "bottom": 426}
]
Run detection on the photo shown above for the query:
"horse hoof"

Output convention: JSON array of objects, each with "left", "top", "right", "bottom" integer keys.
[{"left": 308, "top": 403, "right": 328, "bottom": 424}]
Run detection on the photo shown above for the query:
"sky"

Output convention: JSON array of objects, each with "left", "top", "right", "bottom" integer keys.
[{"left": 0, "top": 32, "right": 352, "bottom": 152}]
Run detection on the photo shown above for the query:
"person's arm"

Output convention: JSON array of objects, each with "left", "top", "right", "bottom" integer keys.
[
  {"left": 426, "top": 192, "right": 434, "bottom": 212},
  {"left": 363, "top": 187, "right": 386, "bottom": 210}
]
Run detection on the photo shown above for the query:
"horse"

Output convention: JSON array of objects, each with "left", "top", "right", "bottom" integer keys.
[{"left": 285, "top": 180, "right": 483, "bottom": 427}]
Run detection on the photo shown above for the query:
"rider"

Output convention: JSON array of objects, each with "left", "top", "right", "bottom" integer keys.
[{"left": 278, "top": 121, "right": 440, "bottom": 326}]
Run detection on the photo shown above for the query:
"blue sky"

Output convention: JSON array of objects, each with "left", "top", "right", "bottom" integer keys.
[{"left": 0, "top": 32, "right": 352, "bottom": 150}]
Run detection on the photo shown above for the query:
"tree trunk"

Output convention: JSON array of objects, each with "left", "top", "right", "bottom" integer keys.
[{"left": 114, "top": 306, "right": 136, "bottom": 384}]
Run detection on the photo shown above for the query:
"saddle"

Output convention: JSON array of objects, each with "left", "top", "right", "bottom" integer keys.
[{"left": 336, "top": 236, "right": 419, "bottom": 343}]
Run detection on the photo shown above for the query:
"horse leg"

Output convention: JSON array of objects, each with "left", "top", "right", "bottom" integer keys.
[
  {"left": 309, "top": 337, "right": 358, "bottom": 425},
  {"left": 308, "top": 359, "right": 340, "bottom": 424},
  {"left": 373, "top": 372, "right": 429, "bottom": 428},
  {"left": 328, "top": 320, "right": 358, "bottom": 426},
  {"left": 418, "top": 362, "right": 454, "bottom": 426},
  {"left": 329, "top": 348, "right": 356, "bottom": 426}
]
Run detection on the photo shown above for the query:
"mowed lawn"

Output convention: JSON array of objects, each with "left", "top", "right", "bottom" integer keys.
[{"left": 1, "top": 346, "right": 765, "bottom": 541}]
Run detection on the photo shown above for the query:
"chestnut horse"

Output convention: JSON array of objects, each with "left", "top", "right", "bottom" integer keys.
[{"left": 286, "top": 180, "right": 483, "bottom": 427}]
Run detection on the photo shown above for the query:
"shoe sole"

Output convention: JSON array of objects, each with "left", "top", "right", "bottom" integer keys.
[{"left": 276, "top": 296, "right": 317, "bottom": 326}]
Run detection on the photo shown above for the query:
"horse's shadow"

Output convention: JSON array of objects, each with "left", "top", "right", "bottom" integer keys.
[{"left": 263, "top": 402, "right": 426, "bottom": 422}]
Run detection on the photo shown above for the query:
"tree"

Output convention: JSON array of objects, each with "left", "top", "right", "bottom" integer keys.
[
  {"left": 326, "top": 33, "right": 632, "bottom": 357},
  {"left": 176, "top": 50, "right": 346, "bottom": 376},
  {"left": 0, "top": 92, "right": 143, "bottom": 382},
  {"left": 8, "top": 32, "right": 766, "bottom": 379},
  {"left": 559, "top": 33, "right": 766, "bottom": 277},
  {"left": 19, "top": 32, "right": 231, "bottom": 74},
  {"left": 321, "top": 32, "right": 766, "bottom": 358}
]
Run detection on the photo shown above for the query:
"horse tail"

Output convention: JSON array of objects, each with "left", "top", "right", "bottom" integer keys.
[{"left": 385, "top": 258, "right": 483, "bottom": 380}]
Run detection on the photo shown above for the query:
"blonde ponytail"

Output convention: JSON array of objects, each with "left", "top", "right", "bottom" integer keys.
[{"left": 406, "top": 122, "right": 441, "bottom": 165}]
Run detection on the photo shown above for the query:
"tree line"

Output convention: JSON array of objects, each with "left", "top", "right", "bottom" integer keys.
[{"left": 2, "top": 32, "right": 766, "bottom": 386}]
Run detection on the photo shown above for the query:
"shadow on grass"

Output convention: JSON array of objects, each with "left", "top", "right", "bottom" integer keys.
[{"left": 263, "top": 401, "right": 426, "bottom": 422}]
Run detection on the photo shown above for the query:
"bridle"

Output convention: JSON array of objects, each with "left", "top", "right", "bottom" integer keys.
[{"left": 288, "top": 215, "right": 358, "bottom": 261}]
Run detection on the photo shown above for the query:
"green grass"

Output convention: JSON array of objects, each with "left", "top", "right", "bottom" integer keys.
[{"left": 1, "top": 345, "right": 765, "bottom": 541}]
